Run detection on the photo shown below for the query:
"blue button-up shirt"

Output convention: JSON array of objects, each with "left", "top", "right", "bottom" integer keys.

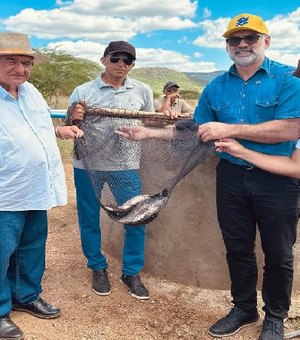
[
  {"left": 0, "top": 82, "right": 67, "bottom": 210},
  {"left": 194, "top": 58, "right": 300, "bottom": 166}
]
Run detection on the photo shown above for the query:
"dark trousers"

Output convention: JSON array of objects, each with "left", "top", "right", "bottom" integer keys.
[{"left": 216, "top": 159, "right": 299, "bottom": 319}]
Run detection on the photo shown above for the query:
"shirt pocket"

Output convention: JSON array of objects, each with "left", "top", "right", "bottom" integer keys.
[
  {"left": 255, "top": 97, "right": 279, "bottom": 122},
  {"left": 211, "top": 101, "right": 236, "bottom": 123}
]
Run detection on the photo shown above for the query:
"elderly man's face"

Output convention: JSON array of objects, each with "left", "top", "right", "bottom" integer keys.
[
  {"left": 226, "top": 30, "right": 270, "bottom": 66},
  {"left": 0, "top": 55, "right": 33, "bottom": 89}
]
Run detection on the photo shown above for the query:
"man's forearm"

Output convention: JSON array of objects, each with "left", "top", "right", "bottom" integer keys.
[{"left": 231, "top": 119, "right": 300, "bottom": 143}]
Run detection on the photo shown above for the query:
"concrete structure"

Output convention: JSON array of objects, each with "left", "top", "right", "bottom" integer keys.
[{"left": 102, "top": 155, "right": 300, "bottom": 290}]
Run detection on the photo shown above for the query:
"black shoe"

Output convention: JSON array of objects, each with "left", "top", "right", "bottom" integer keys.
[
  {"left": 92, "top": 269, "right": 111, "bottom": 296},
  {"left": 208, "top": 306, "right": 259, "bottom": 337},
  {"left": 120, "top": 274, "right": 149, "bottom": 300},
  {"left": 0, "top": 316, "right": 24, "bottom": 340},
  {"left": 259, "top": 316, "right": 284, "bottom": 340},
  {"left": 12, "top": 297, "right": 61, "bottom": 319}
]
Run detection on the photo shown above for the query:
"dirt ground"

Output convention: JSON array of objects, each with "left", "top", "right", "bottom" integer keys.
[{"left": 11, "top": 162, "right": 300, "bottom": 340}]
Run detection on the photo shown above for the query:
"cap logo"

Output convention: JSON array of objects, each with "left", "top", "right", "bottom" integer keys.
[{"left": 236, "top": 16, "right": 249, "bottom": 27}]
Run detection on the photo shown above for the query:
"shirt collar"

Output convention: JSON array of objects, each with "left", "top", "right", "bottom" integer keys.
[
  {"left": 97, "top": 74, "right": 135, "bottom": 89},
  {"left": 228, "top": 57, "right": 269, "bottom": 77},
  {"left": 0, "top": 84, "right": 24, "bottom": 100}
]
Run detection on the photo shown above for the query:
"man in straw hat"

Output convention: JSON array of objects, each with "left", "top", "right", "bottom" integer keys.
[
  {"left": 0, "top": 32, "right": 83, "bottom": 340},
  {"left": 194, "top": 14, "right": 300, "bottom": 340}
]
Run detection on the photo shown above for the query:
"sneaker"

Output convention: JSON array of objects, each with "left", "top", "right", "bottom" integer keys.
[
  {"left": 92, "top": 269, "right": 111, "bottom": 296},
  {"left": 259, "top": 316, "right": 284, "bottom": 340},
  {"left": 208, "top": 306, "right": 259, "bottom": 337},
  {"left": 120, "top": 274, "right": 149, "bottom": 300}
]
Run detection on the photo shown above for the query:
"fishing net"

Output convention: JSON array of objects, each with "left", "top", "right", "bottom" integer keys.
[{"left": 72, "top": 106, "right": 214, "bottom": 225}]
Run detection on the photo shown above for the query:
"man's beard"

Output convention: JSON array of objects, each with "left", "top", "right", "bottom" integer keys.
[{"left": 228, "top": 45, "right": 265, "bottom": 66}]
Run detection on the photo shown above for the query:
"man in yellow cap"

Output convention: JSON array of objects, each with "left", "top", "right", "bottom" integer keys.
[{"left": 194, "top": 13, "right": 300, "bottom": 340}]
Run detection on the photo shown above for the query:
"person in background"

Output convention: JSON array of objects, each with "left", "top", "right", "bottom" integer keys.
[
  {"left": 0, "top": 32, "right": 83, "bottom": 340},
  {"left": 66, "top": 41, "right": 153, "bottom": 301},
  {"left": 154, "top": 81, "right": 193, "bottom": 117},
  {"left": 194, "top": 13, "right": 300, "bottom": 340}
]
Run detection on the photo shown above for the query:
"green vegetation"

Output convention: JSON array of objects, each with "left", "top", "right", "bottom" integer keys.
[
  {"left": 131, "top": 67, "right": 203, "bottom": 99},
  {"left": 30, "top": 49, "right": 204, "bottom": 108},
  {"left": 30, "top": 49, "right": 101, "bottom": 108}
]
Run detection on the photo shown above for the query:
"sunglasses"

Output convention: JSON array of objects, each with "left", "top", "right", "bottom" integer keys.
[
  {"left": 108, "top": 55, "right": 135, "bottom": 66},
  {"left": 166, "top": 88, "right": 179, "bottom": 93},
  {"left": 226, "top": 34, "right": 262, "bottom": 46}
]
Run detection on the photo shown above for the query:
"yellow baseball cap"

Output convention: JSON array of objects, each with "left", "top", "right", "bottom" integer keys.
[{"left": 223, "top": 13, "right": 269, "bottom": 38}]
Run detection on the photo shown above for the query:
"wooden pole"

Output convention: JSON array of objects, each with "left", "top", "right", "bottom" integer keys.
[{"left": 85, "top": 106, "right": 191, "bottom": 121}]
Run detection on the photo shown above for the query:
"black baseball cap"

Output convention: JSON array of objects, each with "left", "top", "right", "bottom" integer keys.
[
  {"left": 163, "top": 81, "right": 180, "bottom": 91},
  {"left": 103, "top": 41, "right": 136, "bottom": 59}
]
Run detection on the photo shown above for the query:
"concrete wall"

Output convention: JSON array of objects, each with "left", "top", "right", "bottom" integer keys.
[{"left": 102, "top": 155, "right": 300, "bottom": 290}]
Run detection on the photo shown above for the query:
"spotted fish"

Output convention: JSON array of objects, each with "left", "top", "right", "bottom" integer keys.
[{"left": 101, "top": 189, "right": 169, "bottom": 225}]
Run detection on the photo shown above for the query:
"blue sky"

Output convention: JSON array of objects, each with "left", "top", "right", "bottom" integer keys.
[{"left": 1, "top": 0, "right": 300, "bottom": 72}]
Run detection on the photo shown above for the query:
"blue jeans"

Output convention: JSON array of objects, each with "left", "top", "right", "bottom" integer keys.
[
  {"left": 0, "top": 210, "right": 47, "bottom": 317},
  {"left": 74, "top": 168, "right": 146, "bottom": 275},
  {"left": 216, "top": 160, "right": 299, "bottom": 319}
]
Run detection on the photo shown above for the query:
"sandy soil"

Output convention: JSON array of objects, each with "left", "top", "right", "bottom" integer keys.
[{"left": 11, "top": 162, "right": 300, "bottom": 340}]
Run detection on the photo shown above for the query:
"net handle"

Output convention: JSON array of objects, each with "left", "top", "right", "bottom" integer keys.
[{"left": 84, "top": 105, "right": 191, "bottom": 122}]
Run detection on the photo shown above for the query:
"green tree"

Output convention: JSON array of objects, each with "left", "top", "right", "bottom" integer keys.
[{"left": 30, "top": 49, "right": 101, "bottom": 108}]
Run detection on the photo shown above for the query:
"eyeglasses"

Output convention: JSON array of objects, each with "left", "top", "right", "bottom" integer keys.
[
  {"left": 108, "top": 55, "right": 135, "bottom": 66},
  {"left": 226, "top": 34, "right": 262, "bottom": 46}
]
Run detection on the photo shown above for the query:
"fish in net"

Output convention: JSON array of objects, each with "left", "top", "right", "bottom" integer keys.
[{"left": 72, "top": 106, "right": 214, "bottom": 225}]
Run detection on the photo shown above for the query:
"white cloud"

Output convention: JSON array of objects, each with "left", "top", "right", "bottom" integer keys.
[
  {"left": 193, "top": 52, "right": 203, "bottom": 58},
  {"left": 69, "top": 0, "right": 197, "bottom": 17},
  {"left": 193, "top": 17, "right": 228, "bottom": 48},
  {"left": 46, "top": 40, "right": 217, "bottom": 72},
  {"left": 203, "top": 8, "right": 212, "bottom": 19},
  {"left": 1, "top": 1, "right": 197, "bottom": 40},
  {"left": 266, "top": 49, "right": 300, "bottom": 67}
]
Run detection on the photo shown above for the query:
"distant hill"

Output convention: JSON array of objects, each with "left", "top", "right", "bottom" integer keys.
[
  {"left": 184, "top": 71, "right": 226, "bottom": 86},
  {"left": 131, "top": 67, "right": 202, "bottom": 99}
]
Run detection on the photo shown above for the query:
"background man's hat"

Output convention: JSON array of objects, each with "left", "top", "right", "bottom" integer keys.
[
  {"left": 0, "top": 32, "right": 48, "bottom": 64},
  {"left": 223, "top": 13, "right": 269, "bottom": 38},
  {"left": 103, "top": 41, "right": 136, "bottom": 59},
  {"left": 163, "top": 81, "right": 180, "bottom": 91}
]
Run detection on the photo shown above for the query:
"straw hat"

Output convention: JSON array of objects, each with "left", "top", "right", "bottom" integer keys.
[{"left": 0, "top": 32, "right": 49, "bottom": 64}]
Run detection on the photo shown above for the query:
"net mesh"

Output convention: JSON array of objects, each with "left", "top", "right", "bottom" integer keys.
[{"left": 73, "top": 108, "right": 214, "bottom": 225}]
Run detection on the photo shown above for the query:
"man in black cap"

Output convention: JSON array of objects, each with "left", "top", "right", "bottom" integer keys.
[
  {"left": 66, "top": 41, "right": 153, "bottom": 300},
  {"left": 154, "top": 81, "right": 193, "bottom": 117}
]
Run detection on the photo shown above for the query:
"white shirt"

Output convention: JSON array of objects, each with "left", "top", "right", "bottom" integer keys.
[{"left": 0, "top": 82, "right": 67, "bottom": 210}]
